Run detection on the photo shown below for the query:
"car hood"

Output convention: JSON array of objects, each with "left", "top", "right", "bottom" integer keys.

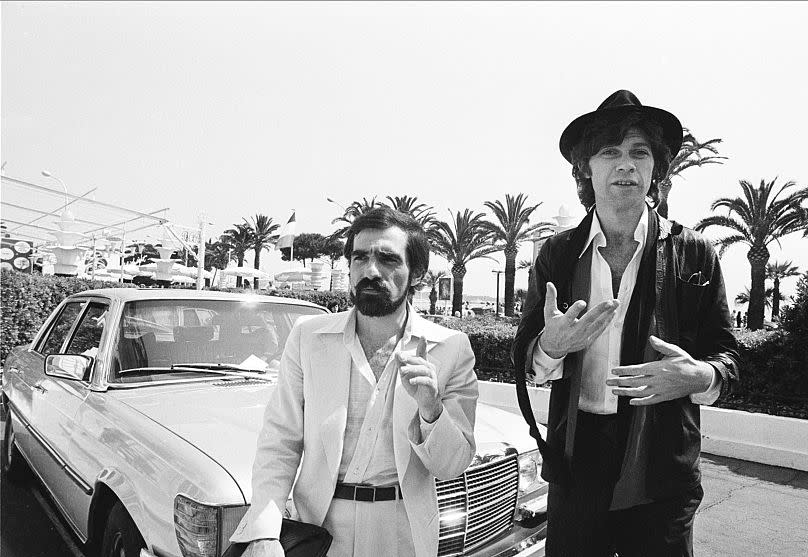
[{"left": 110, "top": 378, "right": 541, "bottom": 502}]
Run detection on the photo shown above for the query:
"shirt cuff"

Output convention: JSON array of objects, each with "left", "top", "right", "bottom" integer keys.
[
  {"left": 531, "top": 334, "right": 565, "bottom": 382},
  {"left": 689, "top": 364, "right": 722, "bottom": 405},
  {"left": 419, "top": 412, "right": 439, "bottom": 440}
]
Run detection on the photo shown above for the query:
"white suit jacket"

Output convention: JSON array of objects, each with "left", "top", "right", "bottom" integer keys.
[{"left": 231, "top": 309, "right": 479, "bottom": 557}]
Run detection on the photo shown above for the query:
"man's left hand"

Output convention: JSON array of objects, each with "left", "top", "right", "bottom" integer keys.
[
  {"left": 398, "top": 338, "right": 442, "bottom": 422},
  {"left": 606, "top": 335, "right": 714, "bottom": 406}
]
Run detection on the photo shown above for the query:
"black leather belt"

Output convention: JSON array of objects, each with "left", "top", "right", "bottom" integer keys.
[{"left": 334, "top": 482, "right": 403, "bottom": 502}]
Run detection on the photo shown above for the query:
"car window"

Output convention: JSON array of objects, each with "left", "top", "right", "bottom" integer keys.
[
  {"left": 38, "top": 301, "right": 85, "bottom": 356},
  {"left": 111, "top": 299, "right": 325, "bottom": 383},
  {"left": 65, "top": 302, "right": 109, "bottom": 359}
]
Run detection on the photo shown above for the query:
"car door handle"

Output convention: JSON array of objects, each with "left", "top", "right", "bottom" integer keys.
[{"left": 33, "top": 383, "right": 47, "bottom": 394}]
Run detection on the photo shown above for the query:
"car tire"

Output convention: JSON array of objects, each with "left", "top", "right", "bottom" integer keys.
[
  {"left": 1, "top": 413, "right": 24, "bottom": 481},
  {"left": 100, "top": 502, "right": 146, "bottom": 557}
]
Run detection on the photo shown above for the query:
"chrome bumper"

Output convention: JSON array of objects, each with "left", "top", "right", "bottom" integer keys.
[{"left": 490, "top": 530, "right": 546, "bottom": 557}]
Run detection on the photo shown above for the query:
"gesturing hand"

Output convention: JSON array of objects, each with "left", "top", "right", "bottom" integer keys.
[
  {"left": 398, "top": 337, "right": 442, "bottom": 422},
  {"left": 538, "top": 282, "right": 620, "bottom": 359},
  {"left": 606, "top": 336, "right": 715, "bottom": 406}
]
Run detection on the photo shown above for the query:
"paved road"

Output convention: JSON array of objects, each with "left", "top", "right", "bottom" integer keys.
[
  {"left": 1, "top": 461, "right": 80, "bottom": 557},
  {"left": 696, "top": 454, "right": 808, "bottom": 557},
  {"left": 2, "top": 429, "right": 807, "bottom": 557}
]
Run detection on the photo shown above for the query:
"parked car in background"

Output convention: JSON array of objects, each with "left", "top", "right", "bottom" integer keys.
[{"left": 2, "top": 288, "right": 547, "bottom": 557}]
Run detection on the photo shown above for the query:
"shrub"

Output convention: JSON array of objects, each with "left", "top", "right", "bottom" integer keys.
[
  {"left": 1, "top": 270, "right": 136, "bottom": 365},
  {"left": 442, "top": 315, "right": 518, "bottom": 382},
  {"left": 208, "top": 286, "right": 352, "bottom": 311}
]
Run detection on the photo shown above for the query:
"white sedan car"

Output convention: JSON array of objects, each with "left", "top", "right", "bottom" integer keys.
[{"left": 1, "top": 288, "right": 546, "bottom": 557}]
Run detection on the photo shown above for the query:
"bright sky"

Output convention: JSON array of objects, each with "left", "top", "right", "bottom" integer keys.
[{"left": 2, "top": 1, "right": 807, "bottom": 308}]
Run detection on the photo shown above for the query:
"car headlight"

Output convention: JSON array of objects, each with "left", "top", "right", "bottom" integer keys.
[
  {"left": 517, "top": 449, "right": 543, "bottom": 497},
  {"left": 174, "top": 494, "right": 248, "bottom": 557}
]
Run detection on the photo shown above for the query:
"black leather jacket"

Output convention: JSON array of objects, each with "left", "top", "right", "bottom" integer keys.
[{"left": 512, "top": 208, "right": 740, "bottom": 496}]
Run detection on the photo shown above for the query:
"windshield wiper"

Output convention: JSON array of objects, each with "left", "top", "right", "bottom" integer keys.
[
  {"left": 118, "top": 364, "right": 273, "bottom": 380},
  {"left": 171, "top": 362, "right": 268, "bottom": 373}
]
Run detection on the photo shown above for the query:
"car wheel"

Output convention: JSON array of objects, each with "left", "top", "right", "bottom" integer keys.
[
  {"left": 100, "top": 502, "right": 146, "bottom": 557},
  {"left": 1, "top": 413, "right": 24, "bottom": 480}
]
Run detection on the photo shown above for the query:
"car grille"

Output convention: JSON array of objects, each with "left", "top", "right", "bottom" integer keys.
[{"left": 435, "top": 454, "right": 519, "bottom": 556}]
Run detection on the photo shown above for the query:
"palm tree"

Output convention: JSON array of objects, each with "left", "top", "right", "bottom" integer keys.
[
  {"left": 421, "top": 269, "right": 448, "bottom": 315},
  {"left": 481, "top": 194, "right": 554, "bottom": 316},
  {"left": 432, "top": 209, "right": 497, "bottom": 315},
  {"left": 245, "top": 214, "right": 280, "bottom": 289},
  {"left": 384, "top": 195, "right": 439, "bottom": 237},
  {"left": 518, "top": 258, "right": 535, "bottom": 290},
  {"left": 735, "top": 286, "right": 773, "bottom": 309},
  {"left": 695, "top": 178, "right": 808, "bottom": 329},
  {"left": 766, "top": 261, "right": 801, "bottom": 320},
  {"left": 329, "top": 197, "right": 381, "bottom": 241},
  {"left": 657, "top": 128, "right": 727, "bottom": 218},
  {"left": 222, "top": 223, "right": 253, "bottom": 288}
]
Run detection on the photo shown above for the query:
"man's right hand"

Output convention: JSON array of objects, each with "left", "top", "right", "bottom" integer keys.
[
  {"left": 241, "top": 539, "right": 285, "bottom": 557},
  {"left": 539, "top": 282, "right": 619, "bottom": 358}
]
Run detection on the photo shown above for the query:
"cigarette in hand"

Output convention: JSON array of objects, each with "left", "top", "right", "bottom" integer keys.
[{"left": 416, "top": 337, "right": 427, "bottom": 359}]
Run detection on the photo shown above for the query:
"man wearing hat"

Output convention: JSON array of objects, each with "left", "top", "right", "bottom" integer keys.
[{"left": 512, "top": 90, "right": 739, "bottom": 556}]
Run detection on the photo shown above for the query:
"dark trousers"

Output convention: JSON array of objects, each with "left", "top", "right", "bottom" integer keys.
[{"left": 545, "top": 412, "right": 703, "bottom": 557}]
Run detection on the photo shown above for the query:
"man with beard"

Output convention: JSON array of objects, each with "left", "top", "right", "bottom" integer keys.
[{"left": 231, "top": 207, "right": 479, "bottom": 557}]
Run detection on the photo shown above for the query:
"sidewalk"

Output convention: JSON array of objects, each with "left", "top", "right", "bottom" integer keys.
[{"left": 697, "top": 454, "right": 808, "bottom": 556}]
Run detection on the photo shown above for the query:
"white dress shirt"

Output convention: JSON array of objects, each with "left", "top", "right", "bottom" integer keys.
[{"left": 532, "top": 205, "right": 720, "bottom": 413}]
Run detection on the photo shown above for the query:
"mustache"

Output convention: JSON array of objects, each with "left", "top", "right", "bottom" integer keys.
[{"left": 355, "top": 279, "right": 390, "bottom": 294}]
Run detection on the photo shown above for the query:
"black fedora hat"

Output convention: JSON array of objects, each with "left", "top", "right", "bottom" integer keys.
[{"left": 559, "top": 90, "right": 683, "bottom": 163}]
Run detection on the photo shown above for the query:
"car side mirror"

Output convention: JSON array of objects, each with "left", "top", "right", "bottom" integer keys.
[{"left": 45, "top": 354, "right": 93, "bottom": 381}]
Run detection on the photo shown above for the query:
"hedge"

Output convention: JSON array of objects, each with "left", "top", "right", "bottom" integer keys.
[
  {"left": 0, "top": 270, "right": 137, "bottom": 364},
  {"left": 445, "top": 315, "right": 808, "bottom": 410},
  {"left": 3, "top": 272, "right": 806, "bottom": 416}
]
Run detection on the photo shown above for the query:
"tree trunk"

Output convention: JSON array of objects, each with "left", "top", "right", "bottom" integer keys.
[
  {"left": 451, "top": 264, "right": 466, "bottom": 316},
  {"left": 772, "top": 276, "right": 781, "bottom": 320},
  {"left": 504, "top": 247, "right": 518, "bottom": 317},
  {"left": 747, "top": 245, "right": 770, "bottom": 330},
  {"left": 253, "top": 250, "right": 261, "bottom": 290},
  {"left": 236, "top": 254, "right": 244, "bottom": 288}
]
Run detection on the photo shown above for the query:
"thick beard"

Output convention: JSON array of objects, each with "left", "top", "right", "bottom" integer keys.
[{"left": 350, "top": 282, "right": 409, "bottom": 317}]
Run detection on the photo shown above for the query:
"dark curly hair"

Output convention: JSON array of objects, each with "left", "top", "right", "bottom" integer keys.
[
  {"left": 569, "top": 110, "right": 673, "bottom": 209},
  {"left": 343, "top": 206, "right": 430, "bottom": 296}
]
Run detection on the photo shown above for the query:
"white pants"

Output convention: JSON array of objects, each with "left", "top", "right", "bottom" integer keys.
[{"left": 322, "top": 497, "right": 416, "bottom": 557}]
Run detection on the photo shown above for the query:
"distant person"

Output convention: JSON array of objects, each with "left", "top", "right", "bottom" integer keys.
[
  {"left": 512, "top": 90, "right": 739, "bottom": 556},
  {"left": 232, "top": 207, "right": 478, "bottom": 557},
  {"left": 736, "top": 311, "right": 742, "bottom": 328}
]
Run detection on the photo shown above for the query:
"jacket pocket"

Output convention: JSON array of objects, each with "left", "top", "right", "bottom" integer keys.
[{"left": 676, "top": 276, "right": 709, "bottom": 339}]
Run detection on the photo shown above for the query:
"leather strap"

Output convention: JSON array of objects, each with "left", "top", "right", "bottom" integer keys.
[{"left": 334, "top": 483, "right": 402, "bottom": 502}]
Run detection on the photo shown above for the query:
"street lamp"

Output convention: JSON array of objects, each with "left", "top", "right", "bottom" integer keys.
[
  {"left": 41, "top": 170, "right": 71, "bottom": 216},
  {"left": 492, "top": 269, "right": 504, "bottom": 317},
  {"left": 326, "top": 197, "right": 347, "bottom": 212}
]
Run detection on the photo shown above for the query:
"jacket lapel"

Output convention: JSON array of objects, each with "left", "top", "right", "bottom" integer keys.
[
  {"left": 393, "top": 313, "right": 445, "bottom": 482},
  {"left": 310, "top": 315, "right": 352, "bottom": 484}
]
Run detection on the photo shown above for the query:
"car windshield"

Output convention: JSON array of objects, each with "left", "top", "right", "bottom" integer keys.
[{"left": 110, "top": 299, "right": 324, "bottom": 383}]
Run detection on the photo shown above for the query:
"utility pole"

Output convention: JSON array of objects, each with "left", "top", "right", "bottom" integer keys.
[
  {"left": 492, "top": 269, "right": 504, "bottom": 317},
  {"left": 196, "top": 212, "right": 210, "bottom": 291}
]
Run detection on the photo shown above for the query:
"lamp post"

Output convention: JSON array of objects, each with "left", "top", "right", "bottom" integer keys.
[
  {"left": 326, "top": 197, "right": 347, "bottom": 212},
  {"left": 492, "top": 269, "right": 504, "bottom": 317},
  {"left": 41, "top": 170, "right": 71, "bottom": 217}
]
